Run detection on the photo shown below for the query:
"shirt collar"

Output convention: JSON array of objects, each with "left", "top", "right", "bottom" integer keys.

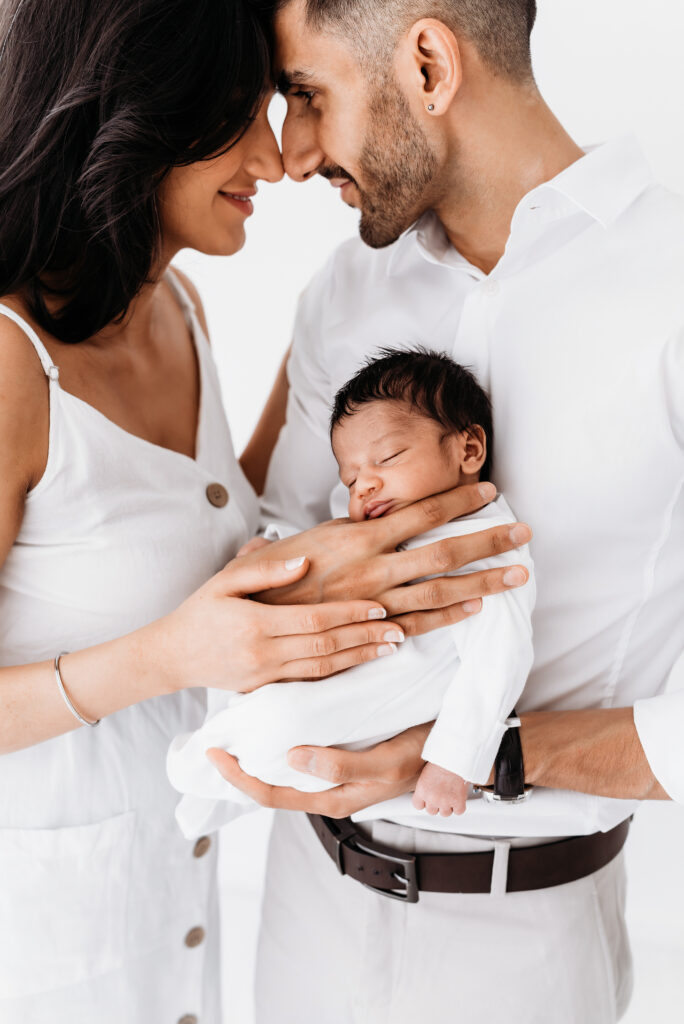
[{"left": 387, "top": 135, "right": 654, "bottom": 275}]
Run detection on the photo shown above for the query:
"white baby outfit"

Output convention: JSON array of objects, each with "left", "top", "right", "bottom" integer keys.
[{"left": 167, "top": 494, "right": 535, "bottom": 838}]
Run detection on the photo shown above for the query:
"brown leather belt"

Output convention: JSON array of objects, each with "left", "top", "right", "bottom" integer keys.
[{"left": 307, "top": 813, "right": 630, "bottom": 903}]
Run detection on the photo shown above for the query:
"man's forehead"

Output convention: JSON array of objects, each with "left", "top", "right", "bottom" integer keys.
[{"left": 274, "top": 0, "right": 358, "bottom": 85}]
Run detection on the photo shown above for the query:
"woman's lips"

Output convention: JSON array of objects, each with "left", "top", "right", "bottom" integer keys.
[
  {"left": 219, "top": 191, "right": 255, "bottom": 216},
  {"left": 364, "top": 500, "right": 394, "bottom": 520}
]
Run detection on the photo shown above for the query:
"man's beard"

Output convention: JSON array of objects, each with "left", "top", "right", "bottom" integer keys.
[{"left": 356, "top": 80, "right": 438, "bottom": 248}]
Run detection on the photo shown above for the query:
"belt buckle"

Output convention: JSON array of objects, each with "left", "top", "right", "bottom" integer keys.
[{"left": 352, "top": 836, "right": 419, "bottom": 903}]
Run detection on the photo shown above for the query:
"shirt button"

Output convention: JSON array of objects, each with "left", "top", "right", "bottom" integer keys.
[
  {"left": 484, "top": 279, "right": 500, "bottom": 296},
  {"left": 193, "top": 835, "right": 212, "bottom": 858},
  {"left": 178, "top": 1016, "right": 198, "bottom": 1024},
  {"left": 206, "top": 483, "right": 229, "bottom": 508},
  {"left": 184, "top": 926, "right": 205, "bottom": 948}
]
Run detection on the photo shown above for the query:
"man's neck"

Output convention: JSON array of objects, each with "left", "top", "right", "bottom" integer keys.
[{"left": 433, "top": 78, "right": 584, "bottom": 275}]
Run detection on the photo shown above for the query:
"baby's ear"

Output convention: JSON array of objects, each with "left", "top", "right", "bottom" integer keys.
[{"left": 461, "top": 426, "right": 487, "bottom": 474}]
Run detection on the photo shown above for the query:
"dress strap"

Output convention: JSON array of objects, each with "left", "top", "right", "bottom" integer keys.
[
  {"left": 0, "top": 303, "right": 60, "bottom": 381},
  {"left": 165, "top": 267, "right": 197, "bottom": 319}
]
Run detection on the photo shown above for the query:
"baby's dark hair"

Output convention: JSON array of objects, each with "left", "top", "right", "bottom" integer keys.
[{"left": 330, "top": 347, "right": 494, "bottom": 481}]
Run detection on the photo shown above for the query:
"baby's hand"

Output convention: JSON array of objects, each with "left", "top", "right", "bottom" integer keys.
[{"left": 412, "top": 762, "right": 469, "bottom": 816}]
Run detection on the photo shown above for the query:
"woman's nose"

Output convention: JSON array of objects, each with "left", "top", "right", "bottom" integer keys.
[
  {"left": 245, "top": 104, "right": 285, "bottom": 184},
  {"left": 281, "top": 108, "right": 325, "bottom": 182}
]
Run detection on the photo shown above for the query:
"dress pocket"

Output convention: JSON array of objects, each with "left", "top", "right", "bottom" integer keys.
[{"left": 0, "top": 810, "right": 136, "bottom": 998}]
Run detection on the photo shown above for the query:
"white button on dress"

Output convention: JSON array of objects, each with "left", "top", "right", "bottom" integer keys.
[{"left": 0, "top": 269, "right": 259, "bottom": 1023}]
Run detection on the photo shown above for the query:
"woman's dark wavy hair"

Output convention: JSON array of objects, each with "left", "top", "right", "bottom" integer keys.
[
  {"left": 330, "top": 347, "right": 494, "bottom": 481},
  {"left": 0, "top": 0, "right": 272, "bottom": 342}
]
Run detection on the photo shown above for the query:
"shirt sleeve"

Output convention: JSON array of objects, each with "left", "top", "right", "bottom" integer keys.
[
  {"left": 663, "top": 325, "right": 684, "bottom": 451},
  {"left": 259, "top": 269, "right": 342, "bottom": 535},
  {"left": 421, "top": 545, "right": 536, "bottom": 784},
  {"left": 633, "top": 684, "right": 684, "bottom": 804}
]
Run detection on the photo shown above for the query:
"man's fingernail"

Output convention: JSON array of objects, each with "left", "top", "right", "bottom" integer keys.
[
  {"left": 367, "top": 607, "right": 387, "bottom": 620},
  {"left": 509, "top": 524, "right": 531, "bottom": 544},
  {"left": 289, "top": 749, "right": 315, "bottom": 773},
  {"left": 383, "top": 629, "right": 405, "bottom": 643},
  {"left": 285, "top": 556, "right": 306, "bottom": 570},
  {"left": 479, "top": 482, "right": 496, "bottom": 500},
  {"left": 377, "top": 643, "right": 397, "bottom": 657},
  {"left": 462, "top": 599, "right": 481, "bottom": 614},
  {"left": 503, "top": 567, "right": 526, "bottom": 586}
]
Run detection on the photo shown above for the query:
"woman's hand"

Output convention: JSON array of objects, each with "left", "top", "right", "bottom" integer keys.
[
  {"left": 206, "top": 722, "right": 432, "bottom": 817},
  {"left": 250, "top": 483, "right": 531, "bottom": 637},
  {"left": 147, "top": 553, "right": 407, "bottom": 695}
]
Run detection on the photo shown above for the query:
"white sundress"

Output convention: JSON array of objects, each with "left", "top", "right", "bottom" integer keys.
[{"left": 0, "top": 270, "right": 259, "bottom": 1023}]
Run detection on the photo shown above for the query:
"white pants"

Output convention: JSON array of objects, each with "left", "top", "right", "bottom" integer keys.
[{"left": 255, "top": 811, "right": 632, "bottom": 1024}]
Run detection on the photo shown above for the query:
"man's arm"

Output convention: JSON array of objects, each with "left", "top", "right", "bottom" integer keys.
[
  {"left": 519, "top": 706, "right": 672, "bottom": 801},
  {"left": 240, "top": 345, "right": 291, "bottom": 496}
]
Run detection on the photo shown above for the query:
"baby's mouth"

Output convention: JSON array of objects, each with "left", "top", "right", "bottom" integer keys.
[{"left": 364, "top": 500, "right": 394, "bottom": 520}]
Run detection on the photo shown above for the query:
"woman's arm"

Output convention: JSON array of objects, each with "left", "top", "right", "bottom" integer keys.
[{"left": 240, "top": 345, "right": 290, "bottom": 495}]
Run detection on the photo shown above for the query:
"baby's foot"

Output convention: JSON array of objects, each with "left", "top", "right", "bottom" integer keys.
[{"left": 412, "top": 762, "right": 468, "bottom": 816}]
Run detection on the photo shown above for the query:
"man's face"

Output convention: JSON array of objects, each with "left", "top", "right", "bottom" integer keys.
[{"left": 274, "top": 0, "right": 439, "bottom": 247}]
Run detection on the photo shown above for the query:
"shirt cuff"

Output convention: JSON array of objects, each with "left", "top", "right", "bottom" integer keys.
[
  {"left": 421, "top": 717, "right": 509, "bottom": 785},
  {"left": 633, "top": 689, "right": 684, "bottom": 804},
  {"left": 262, "top": 522, "right": 299, "bottom": 541}
]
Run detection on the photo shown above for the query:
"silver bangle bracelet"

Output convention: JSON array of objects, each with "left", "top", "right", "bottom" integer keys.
[{"left": 54, "top": 651, "right": 100, "bottom": 727}]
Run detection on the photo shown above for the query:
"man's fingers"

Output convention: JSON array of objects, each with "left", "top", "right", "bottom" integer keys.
[
  {"left": 382, "top": 522, "right": 532, "bottom": 589},
  {"left": 381, "top": 482, "right": 497, "bottom": 547},
  {"left": 391, "top": 599, "right": 482, "bottom": 638},
  {"left": 381, "top": 565, "right": 529, "bottom": 616},
  {"left": 265, "top": 600, "right": 388, "bottom": 638},
  {"left": 287, "top": 723, "right": 430, "bottom": 784}
]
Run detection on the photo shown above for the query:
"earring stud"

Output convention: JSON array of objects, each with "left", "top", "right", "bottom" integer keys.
[{"left": 427, "top": 104, "right": 435, "bottom": 111}]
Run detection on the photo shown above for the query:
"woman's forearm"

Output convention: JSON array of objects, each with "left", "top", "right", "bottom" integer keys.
[
  {"left": 0, "top": 622, "right": 174, "bottom": 754},
  {"left": 519, "top": 707, "right": 670, "bottom": 800}
]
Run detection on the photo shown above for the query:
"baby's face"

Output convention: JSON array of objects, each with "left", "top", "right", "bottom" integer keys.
[{"left": 332, "top": 400, "right": 480, "bottom": 523}]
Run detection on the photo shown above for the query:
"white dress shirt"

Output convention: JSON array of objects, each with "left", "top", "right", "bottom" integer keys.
[{"left": 262, "top": 136, "right": 684, "bottom": 833}]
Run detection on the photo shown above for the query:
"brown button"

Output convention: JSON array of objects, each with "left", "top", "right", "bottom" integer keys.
[
  {"left": 206, "top": 483, "right": 229, "bottom": 508},
  {"left": 184, "top": 926, "right": 205, "bottom": 949},
  {"left": 193, "top": 835, "right": 212, "bottom": 859},
  {"left": 178, "top": 1017, "right": 198, "bottom": 1024}
]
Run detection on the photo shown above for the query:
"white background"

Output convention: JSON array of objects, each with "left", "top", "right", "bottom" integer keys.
[{"left": 177, "top": 1, "right": 684, "bottom": 1020}]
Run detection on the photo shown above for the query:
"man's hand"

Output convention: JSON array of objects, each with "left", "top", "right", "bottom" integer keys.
[
  {"left": 206, "top": 722, "right": 432, "bottom": 818},
  {"left": 249, "top": 483, "right": 531, "bottom": 637}
]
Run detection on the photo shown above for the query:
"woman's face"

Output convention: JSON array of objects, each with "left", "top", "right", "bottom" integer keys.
[{"left": 158, "top": 97, "right": 284, "bottom": 258}]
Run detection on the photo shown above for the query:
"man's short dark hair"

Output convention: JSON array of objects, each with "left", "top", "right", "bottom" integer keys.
[
  {"left": 330, "top": 347, "right": 494, "bottom": 481},
  {"left": 287, "top": 0, "right": 537, "bottom": 82}
]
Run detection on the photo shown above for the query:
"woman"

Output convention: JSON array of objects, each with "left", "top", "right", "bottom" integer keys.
[{"left": 0, "top": 1, "right": 412, "bottom": 1019}]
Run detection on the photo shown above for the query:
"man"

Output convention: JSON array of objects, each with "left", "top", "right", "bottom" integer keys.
[{"left": 213, "top": 1, "right": 684, "bottom": 1019}]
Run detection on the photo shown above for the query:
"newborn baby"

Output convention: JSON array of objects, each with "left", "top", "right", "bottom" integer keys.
[{"left": 168, "top": 349, "right": 535, "bottom": 837}]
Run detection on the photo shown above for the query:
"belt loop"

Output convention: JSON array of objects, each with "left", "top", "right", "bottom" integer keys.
[{"left": 490, "top": 840, "right": 511, "bottom": 896}]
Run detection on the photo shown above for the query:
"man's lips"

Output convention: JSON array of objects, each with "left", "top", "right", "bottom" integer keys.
[{"left": 364, "top": 500, "right": 394, "bottom": 520}]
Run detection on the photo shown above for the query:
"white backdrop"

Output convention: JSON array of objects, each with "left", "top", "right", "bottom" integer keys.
[{"left": 176, "top": 1, "right": 684, "bottom": 1020}]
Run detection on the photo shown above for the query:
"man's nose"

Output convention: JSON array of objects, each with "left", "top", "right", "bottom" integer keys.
[{"left": 281, "top": 109, "right": 325, "bottom": 182}]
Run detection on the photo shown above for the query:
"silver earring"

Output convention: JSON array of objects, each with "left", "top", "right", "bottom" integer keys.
[{"left": 427, "top": 104, "right": 435, "bottom": 112}]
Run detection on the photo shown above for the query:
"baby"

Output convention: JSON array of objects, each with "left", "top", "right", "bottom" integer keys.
[{"left": 167, "top": 349, "right": 535, "bottom": 836}]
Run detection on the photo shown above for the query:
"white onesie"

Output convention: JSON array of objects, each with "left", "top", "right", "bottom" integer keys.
[{"left": 167, "top": 495, "right": 535, "bottom": 838}]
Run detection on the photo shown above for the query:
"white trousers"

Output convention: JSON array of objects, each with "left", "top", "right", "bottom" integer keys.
[{"left": 255, "top": 811, "right": 633, "bottom": 1024}]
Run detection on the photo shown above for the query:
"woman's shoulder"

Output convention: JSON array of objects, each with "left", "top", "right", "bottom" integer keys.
[{"left": 0, "top": 299, "right": 50, "bottom": 499}]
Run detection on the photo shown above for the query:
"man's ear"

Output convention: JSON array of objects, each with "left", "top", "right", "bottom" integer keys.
[
  {"left": 461, "top": 425, "right": 487, "bottom": 476},
  {"left": 395, "top": 18, "right": 463, "bottom": 117}
]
